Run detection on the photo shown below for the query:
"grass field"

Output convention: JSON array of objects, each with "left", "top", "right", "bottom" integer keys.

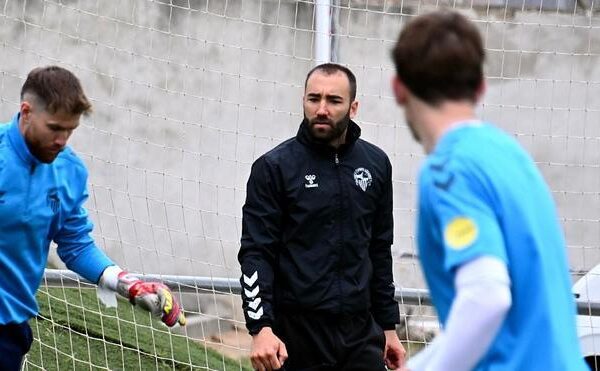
[{"left": 24, "top": 287, "right": 252, "bottom": 371}]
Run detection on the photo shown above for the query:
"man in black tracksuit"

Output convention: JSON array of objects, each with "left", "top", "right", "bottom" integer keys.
[{"left": 238, "top": 63, "right": 405, "bottom": 371}]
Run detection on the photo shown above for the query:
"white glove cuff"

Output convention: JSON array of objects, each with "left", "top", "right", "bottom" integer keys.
[{"left": 98, "top": 265, "right": 124, "bottom": 291}]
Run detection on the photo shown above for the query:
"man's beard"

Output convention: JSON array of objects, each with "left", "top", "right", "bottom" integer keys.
[
  {"left": 24, "top": 128, "right": 62, "bottom": 163},
  {"left": 306, "top": 111, "right": 351, "bottom": 145},
  {"left": 27, "top": 140, "right": 62, "bottom": 163}
]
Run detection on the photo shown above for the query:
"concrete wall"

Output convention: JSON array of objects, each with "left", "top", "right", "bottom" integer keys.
[{"left": 0, "top": 0, "right": 598, "bottom": 301}]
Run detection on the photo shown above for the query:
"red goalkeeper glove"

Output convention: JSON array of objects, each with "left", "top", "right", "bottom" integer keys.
[{"left": 116, "top": 272, "right": 186, "bottom": 327}]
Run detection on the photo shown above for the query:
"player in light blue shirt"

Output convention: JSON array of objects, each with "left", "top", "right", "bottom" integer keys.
[
  {"left": 0, "top": 66, "right": 185, "bottom": 370},
  {"left": 391, "top": 10, "right": 588, "bottom": 371}
]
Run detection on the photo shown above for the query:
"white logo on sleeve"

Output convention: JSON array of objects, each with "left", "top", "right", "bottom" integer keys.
[
  {"left": 305, "top": 174, "right": 318, "bottom": 188},
  {"left": 243, "top": 271, "right": 258, "bottom": 286},
  {"left": 353, "top": 168, "right": 372, "bottom": 191},
  {"left": 248, "top": 307, "right": 264, "bottom": 320},
  {"left": 248, "top": 297, "right": 262, "bottom": 310},
  {"left": 243, "top": 271, "right": 263, "bottom": 319}
]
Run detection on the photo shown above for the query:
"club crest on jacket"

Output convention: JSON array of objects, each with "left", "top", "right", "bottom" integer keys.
[{"left": 353, "top": 168, "right": 372, "bottom": 191}]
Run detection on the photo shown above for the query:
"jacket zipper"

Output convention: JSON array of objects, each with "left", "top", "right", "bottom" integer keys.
[
  {"left": 26, "top": 163, "right": 36, "bottom": 218},
  {"left": 334, "top": 152, "right": 344, "bottom": 314}
]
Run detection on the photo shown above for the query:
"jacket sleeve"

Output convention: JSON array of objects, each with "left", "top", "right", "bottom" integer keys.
[
  {"left": 238, "top": 156, "right": 283, "bottom": 335},
  {"left": 54, "top": 169, "right": 114, "bottom": 283},
  {"left": 369, "top": 156, "right": 400, "bottom": 330}
]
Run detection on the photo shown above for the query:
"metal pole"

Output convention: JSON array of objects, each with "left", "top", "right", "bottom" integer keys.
[
  {"left": 42, "top": 269, "right": 600, "bottom": 316},
  {"left": 42, "top": 269, "right": 241, "bottom": 295},
  {"left": 330, "top": 0, "right": 340, "bottom": 63},
  {"left": 314, "top": 0, "right": 331, "bottom": 64}
]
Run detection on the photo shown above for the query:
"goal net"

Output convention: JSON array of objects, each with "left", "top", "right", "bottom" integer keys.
[{"left": 0, "top": 0, "right": 596, "bottom": 369}]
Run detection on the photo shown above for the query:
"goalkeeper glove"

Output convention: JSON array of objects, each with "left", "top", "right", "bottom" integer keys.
[{"left": 100, "top": 266, "right": 186, "bottom": 327}]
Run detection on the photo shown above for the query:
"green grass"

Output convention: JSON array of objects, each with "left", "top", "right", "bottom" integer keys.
[{"left": 24, "top": 287, "right": 252, "bottom": 371}]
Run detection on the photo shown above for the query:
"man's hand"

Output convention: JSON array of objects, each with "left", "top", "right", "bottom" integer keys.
[
  {"left": 116, "top": 272, "right": 186, "bottom": 327},
  {"left": 384, "top": 329, "right": 406, "bottom": 370},
  {"left": 250, "top": 327, "right": 288, "bottom": 371}
]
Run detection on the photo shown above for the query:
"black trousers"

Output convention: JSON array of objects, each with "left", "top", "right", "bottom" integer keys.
[
  {"left": 273, "top": 311, "right": 386, "bottom": 371},
  {"left": 0, "top": 322, "right": 33, "bottom": 371}
]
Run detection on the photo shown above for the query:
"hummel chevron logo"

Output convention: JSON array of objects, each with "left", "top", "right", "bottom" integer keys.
[
  {"left": 248, "top": 297, "right": 262, "bottom": 310},
  {"left": 433, "top": 173, "right": 455, "bottom": 191},
  {"left": 243, "top": 271, "right": 258, "bottom": 286},
  {"left": 244, "top": 286, "right": 259, "bottom": 298},
  {"left": 430, "top": 157, "right": 450, "bottom": 172},
  {"left": 247, "top": 307, "right": 264, "bottom": 320},
  {"left": 242, "top": 271, "right": 261, "bottom": 318}
]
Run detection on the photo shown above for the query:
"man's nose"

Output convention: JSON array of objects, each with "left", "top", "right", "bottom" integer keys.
[
  {"left": 316, "top": 101, "right": 328, "bottom": 116},
  {"left": 54, "top": 132, "right": 68, "bottom": 147}
]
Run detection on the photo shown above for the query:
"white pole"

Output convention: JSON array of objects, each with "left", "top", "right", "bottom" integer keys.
[
  {"left": 315, "top": 0, "right": 331, "bottom": 65},
  {"left": 39, "top": 269, "right": 600, "bottom": 315}
]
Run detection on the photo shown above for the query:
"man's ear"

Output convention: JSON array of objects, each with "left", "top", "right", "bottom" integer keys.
[
  {"left": 20, "top": 101, "right": 32, "bottom": 120},
  {"left": 392, "top": 76, "right": 408, "bottom": 105},
  {"left": 349, "top": 100, "right": 359, "bottom": 119}
]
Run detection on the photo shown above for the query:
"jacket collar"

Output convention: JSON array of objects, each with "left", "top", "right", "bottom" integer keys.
[
  {"left": 8, "top": 113, "right": 41, "bottom": 167},
  {"left": 296, "top": 118, "right": 361, "bottom": 154}
]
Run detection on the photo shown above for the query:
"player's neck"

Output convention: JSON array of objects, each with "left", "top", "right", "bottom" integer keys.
[{"left": 414, "top": 100, "right": 477, "bottom": 154}]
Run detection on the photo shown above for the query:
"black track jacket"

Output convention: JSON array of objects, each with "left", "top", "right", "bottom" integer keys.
[{"left": 238, "top": 119, "right": 400, "bottom": 335}]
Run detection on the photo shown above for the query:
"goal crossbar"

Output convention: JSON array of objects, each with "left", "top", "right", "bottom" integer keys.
[{"left": 42, "top": 269, "right": 600, "bottom": 316}]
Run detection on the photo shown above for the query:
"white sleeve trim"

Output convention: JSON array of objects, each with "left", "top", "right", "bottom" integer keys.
[
  {"left": 406, "top": 333, "right": 443, "bottom": 370},
  {"left": 98, "top": 265, "right": 124, "bottom": 291},
  {"left": 96, "top": 265, "right": 123, "bottom": 308},
  {"left": 409, "top": 256, "right": 512, "bottom": 371},
  {"left": 454, "top": 255, "right": 511, "bottom": 288}
]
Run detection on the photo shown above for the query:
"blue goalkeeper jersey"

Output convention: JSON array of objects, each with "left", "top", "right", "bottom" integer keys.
[
  {"left": 417, "top": 122, "right": 587, "bottom": 370},
  {"left": 0, "top": 114, "right": 113, "bottom": 325}
]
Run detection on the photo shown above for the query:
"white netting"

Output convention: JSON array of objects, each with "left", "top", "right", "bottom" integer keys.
[{"left": 0, "top": 0, "right": 597, "bottom": 369}]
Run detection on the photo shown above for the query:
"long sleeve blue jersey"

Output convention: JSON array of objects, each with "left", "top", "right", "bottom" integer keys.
[{"left": 0, "top": 114, "right": 114, "bottom": 324}]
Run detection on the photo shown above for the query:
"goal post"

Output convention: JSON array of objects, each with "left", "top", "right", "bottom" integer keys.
[
  {"left": 0, "top": 0, "right": 596, "bottom": 369},
  {"left": 42, "top": 268, "right": 600, "bottom": 315}
]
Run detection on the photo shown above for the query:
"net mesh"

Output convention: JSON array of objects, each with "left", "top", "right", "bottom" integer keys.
[{"left": 0, "top": 0, "right": 596, "bottom": 369}]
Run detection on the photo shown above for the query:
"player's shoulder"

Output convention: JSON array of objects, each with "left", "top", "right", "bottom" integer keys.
[
  {"left": 0, "top": 127, "right": 8, "bottom": 146},
  {"left": 0, "top": 121, "right": 10, "bottom": 134},
  {"left": 251, "top": 136, "right": 298, "bottom": 170},
  {"left": 54, "top": 146, "right": 89, "bottom": 178},
  {"left": 259, "top": 135, "right": 307, "bottom": 163},
  {"left": 0, "top": 123, "right": 10, "bottom": 158},
  {"left": 458, "top": 123, "right": 518, "bottom": 152},
  {"left": 0, "top": 120, "right": 12, "bottom": 142},
  {"left": 420, "top": 124, "right": 511, "bottom": 189},
  {"left": 429, "top": 123, "right": 517, "bottom": 168},
  {"left": 355, "top": 138, "right": 390, "bottom": 162}
]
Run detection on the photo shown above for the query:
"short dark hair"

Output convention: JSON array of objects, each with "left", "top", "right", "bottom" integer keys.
[
  {"left": 305, "top": 63, "right": 357, "bottom": 101},
  {"left": 20, "top": 65, "right": 92, "bottom": 116},
  {"left": 391, "top": 10, "right": 485, "bottom": 105}
]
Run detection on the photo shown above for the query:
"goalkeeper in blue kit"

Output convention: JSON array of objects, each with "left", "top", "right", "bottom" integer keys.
[
  {"left": 391, "top": 11, "right": 588, "bottom": 371},
  {"left": 0, "top": 66, "right": 185, "bottom": 370}
]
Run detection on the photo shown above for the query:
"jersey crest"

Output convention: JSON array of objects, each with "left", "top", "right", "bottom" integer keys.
[
  {"left": 444, "top": 217, "right": 478, "bottom": 250},
  {"left": 353, "top": 167, "right": 372, "bottom": 192}
]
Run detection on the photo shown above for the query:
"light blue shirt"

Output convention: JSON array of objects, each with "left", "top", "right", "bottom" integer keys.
[
  {"left": 417, "top": 123, "right": 587, "bottom": 370},
  {"left": 0, "top": 114, "right": 113, "bottom": 324}
]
